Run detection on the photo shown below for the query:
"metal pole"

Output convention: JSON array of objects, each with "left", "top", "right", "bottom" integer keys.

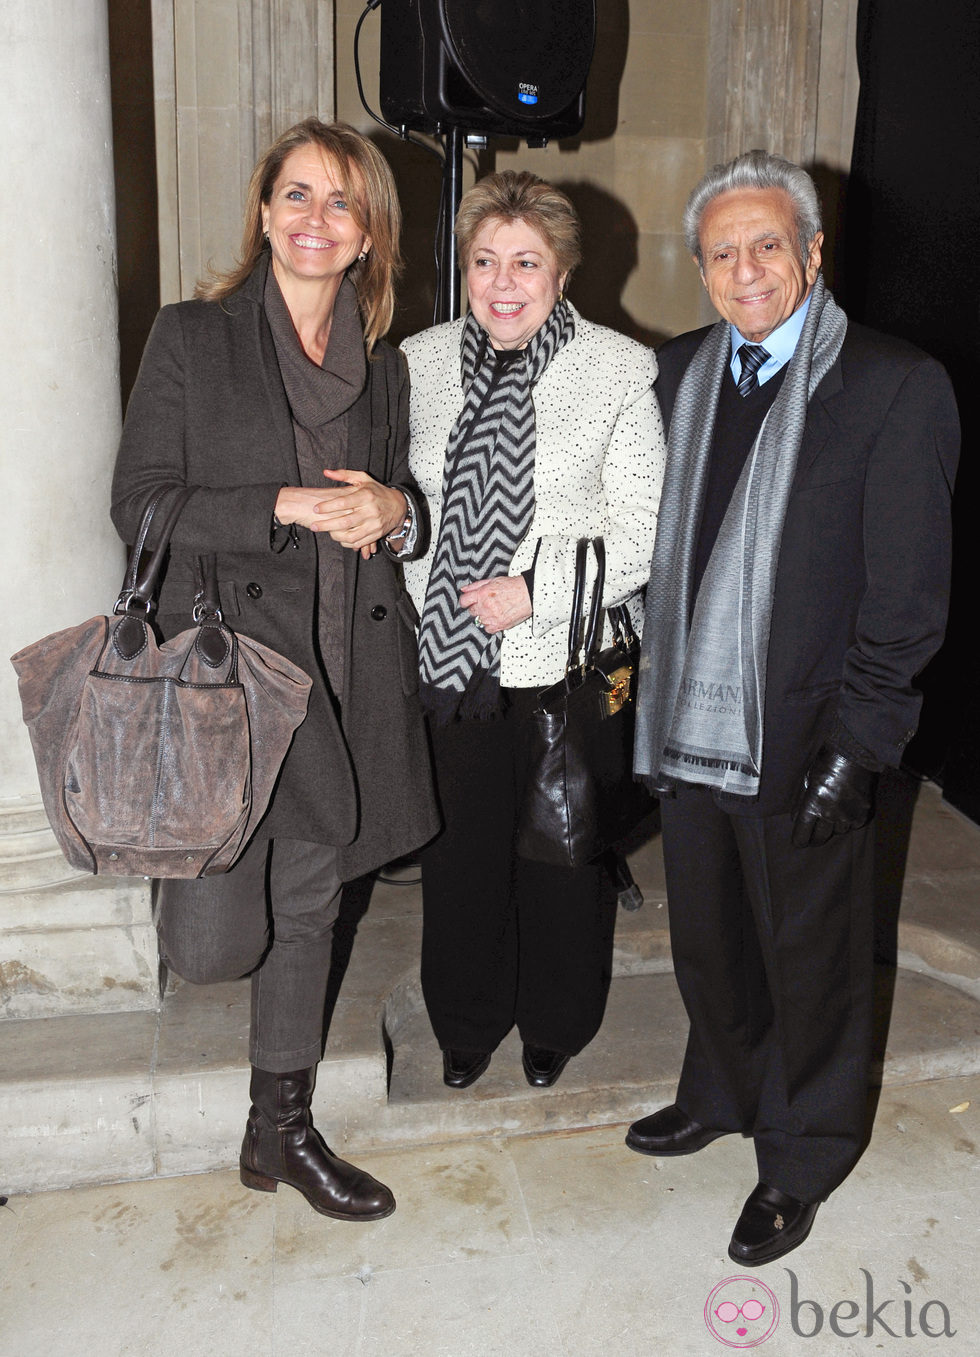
[{"left": 436, "top": 125, "right": 465, "bottom": 323}]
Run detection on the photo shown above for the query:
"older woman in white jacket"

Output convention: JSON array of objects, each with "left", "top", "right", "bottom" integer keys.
[{"left": 402, "top": 171, "right": 666, "bottom": 1092}]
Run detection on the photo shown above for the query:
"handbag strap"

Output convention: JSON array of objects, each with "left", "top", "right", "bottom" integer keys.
[
  {"left": 566, "top": 536, "right": 608, "bottom": 674},
  {"left": 582, "top": 537, "right": 606, "bottom": 666},
  {"left": 115, "top": 485, "right": 196, "bottom": 617},
  {"left": 565, "top": 537, "right": 590, "bottom": 673},
  {"left": 110, "top": 485, "right": 234, "bottom": 671},
  {"left": 193, "top": 553, "right": 222, "bottom": 622},
  {"left": 608, "top": 602, "right": 639, "bottom": 652},
  {"left": 565, "top": 534, "right": 642, "bottom": 676},
  {"left": 190, "top": 552, "right": 236, "bottom": 670}
]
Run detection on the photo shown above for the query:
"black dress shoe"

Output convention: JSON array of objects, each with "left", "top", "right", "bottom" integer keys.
[
  {"left": 625, "top": 1103, "right": 730, "bottom": 1156},
  {"left": 442, "top": 1049, "right": 491, "bottom": 1089},
  {"left": 728, "top": 1183, "right": 820, "bottom": 1266},
  {"left": 522, "top": 1044, "right": 571, "bottom": 1088}
]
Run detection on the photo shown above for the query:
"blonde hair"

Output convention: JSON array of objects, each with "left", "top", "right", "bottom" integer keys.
[
  {"left": 195, "top": 119, "right": 402, "bottom": 352},
  {"left": 454, "top": 170, "right": 582, "bottom": 281}
]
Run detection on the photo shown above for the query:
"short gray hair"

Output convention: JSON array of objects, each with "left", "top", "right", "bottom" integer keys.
[{"left": 683, "top": 149, "right": 822, "bottom": 270}]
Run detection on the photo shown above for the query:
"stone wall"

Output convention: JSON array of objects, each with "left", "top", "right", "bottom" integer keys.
[
  {"left": 151, "top": 1, "right": 859, "bottom": 335},
  {"left": 152, "top": 0, "right": 336, "bottom": 304},
  {"left": 335, "top": 0, "right": 858, "bottom": 346}
]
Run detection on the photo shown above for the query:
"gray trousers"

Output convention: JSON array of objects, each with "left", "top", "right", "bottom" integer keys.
[{"left": 156, "top": 834, "right": 343, "bottom": 1072}]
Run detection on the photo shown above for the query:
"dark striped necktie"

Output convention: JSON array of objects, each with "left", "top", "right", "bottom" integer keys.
[{"left": 736, "top": 343, "right": 770, "bottom": 397}]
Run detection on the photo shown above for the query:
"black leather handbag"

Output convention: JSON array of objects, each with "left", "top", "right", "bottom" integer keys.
[
  {"left": 11, "top": 487, "right": 312, "bottom": 878},
  {"left": 516, "top": 536, "right": 655, "bottom": 869}
]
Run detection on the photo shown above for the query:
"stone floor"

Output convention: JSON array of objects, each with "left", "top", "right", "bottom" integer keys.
[
  {"left": 1, "top": 777, "right": 978, "bottom": 1354},
  {"left": 0, "top": 1076, "right": 976, "bottom": 1356}
]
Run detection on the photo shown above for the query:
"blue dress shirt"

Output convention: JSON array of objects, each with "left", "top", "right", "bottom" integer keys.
[{"left": 728, "top": 292, "right": 812, "bottom": 387}]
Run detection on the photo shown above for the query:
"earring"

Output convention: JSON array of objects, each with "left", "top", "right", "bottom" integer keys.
[{"left": 357, "top": 252, "right": 368, "bottom": 262}]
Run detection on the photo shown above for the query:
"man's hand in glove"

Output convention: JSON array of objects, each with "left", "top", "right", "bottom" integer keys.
[{"left": 791, "top": 744, "right": 879, "bottom": 848}]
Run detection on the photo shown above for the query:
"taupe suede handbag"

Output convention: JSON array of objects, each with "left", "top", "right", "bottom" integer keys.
[{"left": 10, "top": 487, "right": 312, "bottom": 878}]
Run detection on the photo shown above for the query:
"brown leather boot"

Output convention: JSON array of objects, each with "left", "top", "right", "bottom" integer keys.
[{"left": 239, "top": 1066, "right": 395, "bottom": 1220}]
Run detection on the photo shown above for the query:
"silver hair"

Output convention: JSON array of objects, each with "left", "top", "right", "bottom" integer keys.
[{"left": 683, "top": 149, "right": 822, "bottom": 269}]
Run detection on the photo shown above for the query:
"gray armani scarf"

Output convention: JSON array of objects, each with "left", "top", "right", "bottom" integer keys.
[
  {"left": 634, "top": 276, "right": 847, "bottom": 795},
  {"left": 418, "top": 301, "right": 574, "bottom": 722}
]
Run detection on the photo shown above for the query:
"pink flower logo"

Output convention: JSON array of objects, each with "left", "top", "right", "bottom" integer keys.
[{"left": 705, "top": 1276, "right": 780, "bottom": 1347}]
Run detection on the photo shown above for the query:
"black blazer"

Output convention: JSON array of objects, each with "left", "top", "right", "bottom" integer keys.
[
  {"left": 655, "top": 315, "right": 960, "bottom": 816},
  {"left": 111, "top": 258, "right": 439, "bottom": 877}
]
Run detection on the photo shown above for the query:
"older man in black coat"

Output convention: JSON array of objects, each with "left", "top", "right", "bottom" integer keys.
[{"left": 632, "top": 151, "right": 959, "bottom": 1265}]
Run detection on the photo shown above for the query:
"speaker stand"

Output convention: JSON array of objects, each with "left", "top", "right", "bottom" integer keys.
[{"left": 435, "top": 126, "right": 465, "bottom": 323}]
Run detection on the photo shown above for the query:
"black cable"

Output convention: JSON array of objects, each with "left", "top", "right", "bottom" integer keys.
[
  {"left": 353, "top": 0, "right": 471, "bottom": 324},
  {"left": 353, "top": 1, "right": 445, "bottom": 165},
  {"left": 433, "top": 168, "right": 448, "bottom": 324}
]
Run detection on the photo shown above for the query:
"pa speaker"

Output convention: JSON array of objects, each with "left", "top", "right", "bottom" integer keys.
[{"left": 380, "top": 0, "right": 596, "bottom": 141}]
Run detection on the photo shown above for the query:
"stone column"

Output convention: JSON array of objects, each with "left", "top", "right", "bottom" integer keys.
[
  {"left": 701, "top": 0, "right": 859, "bottom": 321},
  {"left": 153, "top": 0, "right": 336, "bottom": 302},
  {"left": 813, "top": 0, "right": 861, "bottom": 173},
  {"left": 0, "top": 0, "right": 157, "bottom": 1018},
  {"left": 706, "top": 0, "right": 825, "bottom": 173}
]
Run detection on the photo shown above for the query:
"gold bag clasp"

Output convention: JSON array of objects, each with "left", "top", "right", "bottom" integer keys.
[{"left": 602, "top": 663, "right": 633, "bottom": 717}]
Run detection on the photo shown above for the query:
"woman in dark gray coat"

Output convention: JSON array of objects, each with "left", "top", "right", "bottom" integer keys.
[{"left": 111, "top": 120, "right": 437, "bottom": 1222}]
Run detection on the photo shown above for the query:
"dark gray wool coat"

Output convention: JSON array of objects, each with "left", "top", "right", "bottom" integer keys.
[{"left": 111, "top": 256, "right": 439, "bottom": 880}]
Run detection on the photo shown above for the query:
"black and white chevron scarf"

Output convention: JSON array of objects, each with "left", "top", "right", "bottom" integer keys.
[{"left": 418, "top": 301, "right": 574, "bottom": 722}]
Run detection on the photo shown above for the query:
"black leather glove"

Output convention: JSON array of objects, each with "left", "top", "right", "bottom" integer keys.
[{"left": 791, "top": 744, "right": 878, "bottom": 848}]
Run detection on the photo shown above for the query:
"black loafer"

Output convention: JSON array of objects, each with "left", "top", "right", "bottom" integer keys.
[
  {"left": 522, "top": 1044, "right": 571, "bottom": 1088},
  {"left": 625, "top": 1103, "right": 730, "bottom": 1156},
  {"left": 442, "top": 1049, "right": 491, "bottom": 1089},
  {"left": 728, "top": 1182, "right": 819, "bottom": 1266}
]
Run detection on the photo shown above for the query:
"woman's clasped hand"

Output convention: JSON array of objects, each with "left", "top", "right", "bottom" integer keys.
[{"left": 274, "top": 468, "right": 409, "bottom": 554}]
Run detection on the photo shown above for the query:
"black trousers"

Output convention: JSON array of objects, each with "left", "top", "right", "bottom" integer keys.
[
  {"left": 420, "top": 688, "right": 617, "bottom": 1056},
  {"left": 660, "top": 784, "right": 876, "bottom": 1202}
]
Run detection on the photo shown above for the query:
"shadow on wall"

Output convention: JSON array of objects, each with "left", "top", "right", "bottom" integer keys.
[
  {"left": 381, "top": 132, "right": 447, "bottom": 345},
  {"left": 557, "top": 179, "right": 667, "bottom": 349},
  {"left": 380, "top": 137, "right": 669, "bottom": 353},
  {"left": 555, "top": 0, "right": 629, "bottom": 148},
  {"left": 807, "top": 162, "right": 849, "bottom": 300}
]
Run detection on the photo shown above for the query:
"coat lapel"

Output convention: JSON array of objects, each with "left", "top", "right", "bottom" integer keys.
[
  {"left": 347, "top": 351, "right": 392, "bottom": 478},
  {"left": 342, "top": 342, "right": 394, "bottom": 666},
  {"left": 238, "top": 258, "right": 301, "bottom": 485},
  {"left": 794, "top": 342, "right": 847, "bottom": 482}
]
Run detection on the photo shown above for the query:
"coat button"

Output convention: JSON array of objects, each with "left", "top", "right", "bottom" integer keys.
[
  {"left": 370, "top": 604, "right": 387, "bottom": 621},
  {"left": 246, "top": 582, "right": 263, "bottom": 599}
]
